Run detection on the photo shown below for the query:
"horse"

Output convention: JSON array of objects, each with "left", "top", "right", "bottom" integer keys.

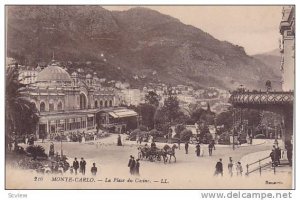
[
  {"left": 163, "top": 144, "right": 178, "bottom": 163},
  {"left": 138, "top": 146, "right": 167, "bottom": 163}
]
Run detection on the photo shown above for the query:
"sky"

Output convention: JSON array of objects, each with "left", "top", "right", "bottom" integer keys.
[{"left": 103, "top": 6, "right": 283, "bottom": 55}]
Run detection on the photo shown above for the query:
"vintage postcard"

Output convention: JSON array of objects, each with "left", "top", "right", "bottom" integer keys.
[{"left": 5, "top": 5, "right": 294, "bottom": 189}]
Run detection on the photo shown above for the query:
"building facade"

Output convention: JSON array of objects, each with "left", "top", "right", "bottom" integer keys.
[
  {"left": 22, "top": 61, "right": 117, "bottom": 138},
  {"left": 279, "top": 6, "right": 295, "bottom": 91}
]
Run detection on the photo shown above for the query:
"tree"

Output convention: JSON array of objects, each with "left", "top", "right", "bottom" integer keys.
[
  {"left": 6, "top": 65, "right": 39, "bottom": 140},
  {"left": 145, "top": 91, "right": 160, "bottom": 107},
  {"left": 190, "top": 105, "right": 215, "bottom": 125},
  {"left": 161, "top": 88, "right": 181, "bottom": 123},
  {"left": 216, "top": 111, "right": 233, "bottom": 130},
  {"left": 137, "top": 103, "right": 156, "bottom": 130},
  {"left": 174, "top": 124, "right": 186, "bottom": 138}
]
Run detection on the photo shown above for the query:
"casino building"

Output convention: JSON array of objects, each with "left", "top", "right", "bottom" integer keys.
[{"left": 21, "top": 60, "right": 137, "bottom": 138}]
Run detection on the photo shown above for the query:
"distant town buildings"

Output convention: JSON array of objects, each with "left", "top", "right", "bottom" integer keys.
[{"left": 279, "top": 6, "right": 295, "bottom": 91}]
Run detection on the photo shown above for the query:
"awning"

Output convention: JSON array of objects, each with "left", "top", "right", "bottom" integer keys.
[
  {"left": 108, "top": 109, "right": 138, "bottom": 118},
  {"left": 108, "top": 112, "right": 119, "bottom": 118},
  {"left": 87, "top": 114, "right": 94, "bottom": 118}
]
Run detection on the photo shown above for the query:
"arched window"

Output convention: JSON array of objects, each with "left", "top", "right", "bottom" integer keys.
[
  {"left": 94, "top": 100, "right": 98, "bottom": 108},
  {"left": 40, "top": 102, "right": 45, "bottom": 112},
  {"left": 49, "top": 102, "right": 54, "bottom": 111},
  {"left": 80, "top": 93, "right": 87, "bottom": 109},
  {"left": 104, "top": 100, "right": 108, "bottom": 108},
  {"left": 100, "top": 100, "right": 103, "bottom": 107},
  {"left": 109, "top": 100, "right": 113, "bottom": 107},
  {"left": 57, "top": 101, "right": 63, "bottom": 111}
]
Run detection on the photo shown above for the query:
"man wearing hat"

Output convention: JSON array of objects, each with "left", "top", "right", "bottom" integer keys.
[
  {"left": 80, "top": 157, "right": 86, "bottom": 175},
  {"left": 129, "top": 156, "right": 136, "bottom": 175},
  {"left": 128, "top": 155, "right": 133, "bottom": 174},
  {"left": 135, "top": 159, "right": 140, "bottom": 176},
  {"left": 91, "top": 163, "right": 98, "bottom": 176}
]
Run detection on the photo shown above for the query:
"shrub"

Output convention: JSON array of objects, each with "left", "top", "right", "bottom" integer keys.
[
  {"left": 26, "top": 145, "right": 48, "bottom": 159},
  {"left": 149, "top": 129, "right": 163, "bottom": 137},
  {"left": 138, "top": 125, "right": 148, "bottom": 131},
  {"left": 218, "top": 132, "right": 231, "bottom": 145},
  {"left": 180, "top": 129, "right": 193, "bottom": 142}
]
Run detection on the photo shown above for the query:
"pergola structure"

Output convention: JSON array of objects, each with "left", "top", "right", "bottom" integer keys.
[{"left": 229, "top": 90, "right": 294, "bottom": 146}]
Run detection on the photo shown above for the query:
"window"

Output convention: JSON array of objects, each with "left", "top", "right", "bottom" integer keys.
[
  {"left": 57, "top": 101, "right": 63, "bottom": 111},
  {"left": 49, "top": 103, "right": 54, "bottom": 111},
  {"left": 109, "top": 100, "right": 113, "bottom": 107},
  {"left": 80, "top": 93, "right": 87, "bottom": 109},
  {"left": 40, "top": 102, "right": 45, "bottom": 112},
  {"left": 94, "top": 100, "right": 98, "bottom": 108},
  {"left": 104, "top": 100, "right": 108, "bottom": 108},
  {"left": 100, "top": 100, "right": 103, "bottom": 107}
]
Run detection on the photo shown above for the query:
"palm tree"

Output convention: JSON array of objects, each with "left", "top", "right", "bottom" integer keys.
[{"left": 5, "top": 64, "right": 39, "bottom": 149}]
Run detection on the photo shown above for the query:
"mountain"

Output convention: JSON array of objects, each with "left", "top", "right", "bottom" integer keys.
[
  {"left": 253, "top": 49, "right": 282, "bottom": 78},
  {"left": 6, "top": 6, "right": 282, "bottom": 90}
]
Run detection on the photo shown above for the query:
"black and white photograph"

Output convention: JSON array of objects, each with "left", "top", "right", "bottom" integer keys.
[{"left": 4, "top": 4, "right": 295, "bottom": 190}]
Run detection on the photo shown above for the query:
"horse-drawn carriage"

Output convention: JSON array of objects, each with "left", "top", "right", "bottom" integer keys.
[{"left": 137, "top": 144, "right": 178, "bottom": 164}]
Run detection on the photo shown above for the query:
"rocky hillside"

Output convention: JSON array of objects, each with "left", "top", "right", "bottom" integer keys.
[{"left": 6, "top": 6, "right": 281, "bottom": 90}]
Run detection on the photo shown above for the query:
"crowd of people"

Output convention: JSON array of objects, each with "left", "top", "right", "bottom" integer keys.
[{"left": 214, "top": 157, "right": 243, "bottom": 177}]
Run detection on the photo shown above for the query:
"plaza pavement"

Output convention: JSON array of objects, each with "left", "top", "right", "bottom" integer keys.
[{"left": 9, "top": 134, "right": 292, "bottom": 189}]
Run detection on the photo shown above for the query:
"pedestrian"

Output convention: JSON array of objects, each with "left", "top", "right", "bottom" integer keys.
[
  {"left": 286, "top": 141, "right": 293, "bottom": 166},
  {"left": 135, "top": 159, "right": 140, "bottom": 176},
  {"left": 236, "top": 161, "right": 243, "bottom": 176},
  {"left": 130, "top": 157, "right": 136, "bottom": 175},
  {"left": 212, "top": 140, "right": 216, "bottom": 150},
  {"left": 214, "top": 158, "right": 223, "bottom": 176},
  {"left": 228, "top": 157, "right": 233, "bottom": 177},
  {"left": 185, "top": 142, "right": 189, "bottom": 154},
  {"left": 91, "top": 163, "right": 97, "bottom": 176},
  {"left": 139, "top": 136, "right": 143, "bottom": 144},
  {"left": 200, "top": 148, "right": 204, "bottom": 157},
  {"left": 25, "top": 135, "right": 29, "bottom": 145},
  {"left": 41, "top": 133, "right": 45, "bottom": 143},
  {"left": 49, "top": 142, "right": 55, "bottom": 158},
  {"left": 275, "top": 145, "right": 281, "bottom": 165},
  {"left": 82, "top": 132, "right": 86, "bottom": 143},
  {"left": 208, "top": 141, "right": 214, "bottom": 156},
  {"left": 73, "top": 157, "right": 79, "bottom": 175},
  {"left": 177, "top": 139, "right": 181, "bottom": 150},
  {"left": 128, "top": 155, "right": 133, "bottom": 174},
  {"left": 69, "top": 166, "right": 74, "bottom": 174},
  {"left": 80, "top": 157, "right": 86, "bottom": 175},
  {"left": 117, "top": 134, "right": 122, "bottom": 146},
  {"left": 195, "top": 143, "right": 200, "bottom": 157}
]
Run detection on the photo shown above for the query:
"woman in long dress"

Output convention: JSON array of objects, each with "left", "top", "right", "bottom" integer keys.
[
  {"left": 117, "top": 134, "right": 122, "bottom": 146},
  {"left": 195, "top": 143, "right": 200, "bottom": 157}
]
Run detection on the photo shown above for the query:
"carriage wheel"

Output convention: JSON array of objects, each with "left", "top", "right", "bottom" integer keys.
[
  {"left": 149, "top": 155, "right": 153, "bottom": 162},
  {"left": 157, "top": 155, "right": 161, "bottom": 161}
]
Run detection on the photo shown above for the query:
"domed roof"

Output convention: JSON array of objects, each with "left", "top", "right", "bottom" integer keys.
[
  {"left": 71, "top": 71, "right": 78, "bottom": 77},
  {"left": 36, "top": 62, "right": 72, "bottom": 83}
]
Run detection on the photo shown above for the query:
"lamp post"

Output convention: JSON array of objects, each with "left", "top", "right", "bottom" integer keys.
[
  {"left": 232, "top": 109, "right": 235, "bottom": 150},
  {"left": 60, "top": 131, "right": 63, "bottom": 156}
]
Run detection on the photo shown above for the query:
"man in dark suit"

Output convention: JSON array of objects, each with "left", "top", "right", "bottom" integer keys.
[
  {"left": 80, "top": 157, "right": 86, "bottom": 175},
  {"left": 73, "top": 157, "right": 79, "bottom": 175},
  {"left": 215, "top": 158, "right": 223, "bottom": 176},
  {"left": 130, "top": 157, "right": 136, "bottom": 175},
  {"left": 185, "top": 142, "right": 189, "bottom": 154},
  {"left": 128, "top": 155, "right": 133, "bottom": 174},
  {"left": 91, "top": 163, "right": 97, "bottom": 176}
]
